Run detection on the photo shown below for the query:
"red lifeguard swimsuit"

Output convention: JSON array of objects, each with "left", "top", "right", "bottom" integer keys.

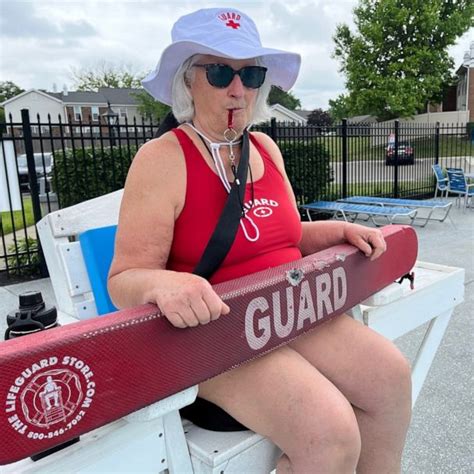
[{"left": 167, "top": 128, "right": 302, "bottom": 284}]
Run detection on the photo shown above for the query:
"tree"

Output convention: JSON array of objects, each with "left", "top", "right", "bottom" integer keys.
[
  {"left": 0, "top": 81, "right": 24, "bottom": 126},
  {"left": 71, "top": 61, "right": 144, "bottom": 91},
  {"left": 268, "top": 86, "right": 301, "bottom": 110},
  {"left": 71, "top": 61, "right": 171, "bottom": 122},
  {"left": 307, "top": 108, "right": 332, "bottom": 127},
  {"left": 328, "top": 94, "right": 351, "bottom": 122},
  {"left": 333, "top": 0, "right": 474, "bottom": 120},
  {"left": 0, "top": 81, "right": 24, "bottom": 102},
  {"left": 131, "top": 90, "right": 171, "bottom": 122}
]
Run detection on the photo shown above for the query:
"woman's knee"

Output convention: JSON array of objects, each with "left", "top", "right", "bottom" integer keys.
[
  {"left": 286, "top": 402, "right": 362, "bottom": 469},
  {"left": 319, "top": 409, "right": 362, "bottom": 463},
  {"left": 372, "top": 347, "right": 412, "bottom": 411}
]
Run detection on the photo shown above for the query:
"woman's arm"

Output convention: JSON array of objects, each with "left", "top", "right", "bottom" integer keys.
[
  {"left": 252, "top": 132, "right": 386, "bottom": 261},
  {"left": 300, "top": 221, "right": 386, "bottom": 260},
  {"left": 299, "top": 220, "right": 348, "bottom": 255},
  {"left": 107, "top": 133, "right": 229, "bottom": 327}
]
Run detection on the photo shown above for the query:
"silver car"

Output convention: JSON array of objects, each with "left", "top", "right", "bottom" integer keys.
[{"left": 17, "top": 153, "right": 54, "bottom": 191}]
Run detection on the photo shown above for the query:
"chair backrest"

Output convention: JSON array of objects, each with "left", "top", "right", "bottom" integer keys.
[
  {"left": 36, "top": 190, "right": 123, "bottom": 320},
  {"left": 446, "top": 168, "right": 467, "bottom": 192},
  {"left": 432, "top": 164, "right": 447, "bottom": 187},
  {"left": 79, "top": 225, "right": 118, "bottom": 315}
]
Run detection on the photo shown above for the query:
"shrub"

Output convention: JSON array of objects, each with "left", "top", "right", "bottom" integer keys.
[
  {"left": 7, "top": 237, "right": 41, "bottom": 276},
  {"left": 52, "top": 145, "right": 138, "bottom": 208},
  {"left": 278, "top": 139, "right": 333, "bottom": 204},
  {"left": 467, "top": 122, "right": 474, "bottom": 141}
]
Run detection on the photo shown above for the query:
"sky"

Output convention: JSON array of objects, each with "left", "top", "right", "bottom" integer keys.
[{"left": 0, "top": 0, "right": 472, "bottom": 110}]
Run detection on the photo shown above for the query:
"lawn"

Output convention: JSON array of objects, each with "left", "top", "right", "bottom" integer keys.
[
  {"left": 1, "top": 196, "right": 35, "bottom": 235},
  {"left": 298, "top": 135, "right": 473, "bottom": 162}
]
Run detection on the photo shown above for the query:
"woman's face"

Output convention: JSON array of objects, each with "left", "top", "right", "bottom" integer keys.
[{"left": 188, "top": 55, "right": 259, "bottom": 135}]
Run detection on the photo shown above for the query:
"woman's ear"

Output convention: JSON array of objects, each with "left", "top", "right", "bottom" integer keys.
[{"left": 184, "top": 73, "right": 192, "bottom": 88}]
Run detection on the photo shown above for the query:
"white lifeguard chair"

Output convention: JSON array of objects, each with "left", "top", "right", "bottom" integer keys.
[{"left": 2, "top": 189, "right": 464, "bottom": 473}]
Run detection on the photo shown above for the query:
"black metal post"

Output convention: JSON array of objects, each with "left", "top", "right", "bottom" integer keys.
[
  {"left": 434, "top": 121, "right": 440, "bottom": 165},
  {"left": 394, "top": 120, "right": 399, "bottom": 198},
  {"left": 270, "top": 117, "right": 277, "bottom": 142},
  {"left": 21, "top": 109, "right": 48, "bottom": 276},
  {"left": 108, "top": 121, "right": 116, "bottom": 148},
  {"left": 342, "top": 118, "right": 348, "bottom": 198}
]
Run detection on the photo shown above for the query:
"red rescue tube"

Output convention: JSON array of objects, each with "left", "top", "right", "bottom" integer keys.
[{"left": 0, "top": 225, "right": 417, "bottom": 464}]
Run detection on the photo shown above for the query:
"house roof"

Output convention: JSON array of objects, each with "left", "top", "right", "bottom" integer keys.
[
  {"left": 293, "top": 109, "right": 311, "bottom": 120},
  {"left": 270, "top": 103, "right": 308, "bottom": 123},
  {"left": 45, "top": 90, "right": 108, "bottom": 104},
  {"left": 1, "top": 88, "right": 64, "bottom": 107},
  {"left": 99, "top": 88, "right": 142, "bottom": 105},
  {"left": 44, "top": 88, "right": 143, "bottom": 106},
  {"left": 347, "top": 114, "right": 378, "bottom": 123}
]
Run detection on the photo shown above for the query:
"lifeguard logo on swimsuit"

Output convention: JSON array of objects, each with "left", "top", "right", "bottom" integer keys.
[
  {"left": 4, "top": 356, "right": 95, "bottom": 441},
  {"left": 217, "top": 11, "right": 241, "bottom": 29},
  {"left": 243, "top": 198, "right": 279, "bottom": 218}
]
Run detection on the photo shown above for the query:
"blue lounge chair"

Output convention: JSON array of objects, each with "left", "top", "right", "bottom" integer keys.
[
  {"left": 301, "top": 201, "right": 417, "bottom": 226},
  {"left": 338, "top": 196, "right": 452, "bottom": 227},
  {"left": 432, "top": 164, "right": 449, "bottom": 199},
  {"left": 446, "top": 168, "right": 474, "bottom": 210}
]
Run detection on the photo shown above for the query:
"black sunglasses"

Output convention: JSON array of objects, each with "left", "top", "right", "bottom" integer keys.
[{"left": 193, "top": 64, "right": 267, "bottom": 89}]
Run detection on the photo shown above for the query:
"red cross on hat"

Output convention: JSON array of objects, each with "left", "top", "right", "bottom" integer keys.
[{"left": 226, "top": 19, "right": 240, "bottom": 29}]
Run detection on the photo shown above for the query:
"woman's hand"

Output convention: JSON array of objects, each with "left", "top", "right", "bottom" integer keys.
[
  {"left": 148, "top": 272, "right": 230, "bottom": 328},
  {"left": 343, "top": 223, "right": 387, "bottom": 261}
]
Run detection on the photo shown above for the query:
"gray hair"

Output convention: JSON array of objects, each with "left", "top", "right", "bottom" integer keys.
[{"left": 171, "top": 55, "right": 272, "bottom": 125}]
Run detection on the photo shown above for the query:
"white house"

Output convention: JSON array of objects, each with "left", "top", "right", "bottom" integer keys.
[
  {"left": 1, "top": 88, "right": 144, "bottom": 128},
  {"left": 456, "top": 41, "right": 474, "bottom": 122},
  {"left": 1, "top": 90, "right": 65, "bottom": 127},
  {"left": 268, "top": 103, "right": 308, "bottom": 124}
]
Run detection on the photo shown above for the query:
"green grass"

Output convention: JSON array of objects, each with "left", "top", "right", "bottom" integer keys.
[
  {"left": 326, "top": 179, "right": 433, "bottom": 198},
  {"left": 411, "top": 135, "right": 474, "bottom": 159},
  {"left": 293, "top": 135, "right": 473, "bottom": 162},
  {"left": 0, "top": 197, "right": 35, "bottom": 235}
]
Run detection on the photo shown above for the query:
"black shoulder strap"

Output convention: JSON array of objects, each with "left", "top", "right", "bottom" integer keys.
[
  {"left": 193, "top": 130, "right": 250, "bottom": 280},
  {"left": 154, "top": 111, "right": 179, "bottom": 138}
]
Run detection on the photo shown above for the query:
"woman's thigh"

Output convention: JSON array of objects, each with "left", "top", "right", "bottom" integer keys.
[
  {"left": 288, "top": 313, "right": 411, "bottom": 411},
  {"left": 198, "top": 345, "right": 360, "bottom": 454}
]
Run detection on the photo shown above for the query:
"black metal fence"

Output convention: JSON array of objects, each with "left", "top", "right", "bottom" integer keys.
[{"left": 1, "top": 109, "right": 472, "bottom": 279}]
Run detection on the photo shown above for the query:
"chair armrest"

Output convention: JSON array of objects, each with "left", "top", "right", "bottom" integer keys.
[{"left": 124, "top": 386, "right": 198, "bottom": 422}]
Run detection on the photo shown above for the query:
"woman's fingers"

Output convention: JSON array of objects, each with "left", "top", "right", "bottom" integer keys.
[
  {"left": 344, "top": 224, "right": 387, "bottom": 261},
  {"left": 367, "top": 231, "right": 387, "bottom": 260},
  {"left": 157, "top": 274, "right": 230, "bottom": 328},
  {"left": 165, "top": 311, "right": 188, "bottom": 329},
  {"left": 190, "top": 297, "right": 212, "bottom": 324},
  {"left": 202, "top": 286, "right": 230, "bottom": 320}
]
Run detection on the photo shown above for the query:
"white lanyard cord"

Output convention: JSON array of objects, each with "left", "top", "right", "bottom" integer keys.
[{"left": 186, "top": 123, "right": 260, "bottom": 242}]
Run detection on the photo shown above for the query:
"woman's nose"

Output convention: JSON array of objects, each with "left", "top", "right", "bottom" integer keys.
[{"left": 227, "top": 74, "right": 245, "bottom": 97}]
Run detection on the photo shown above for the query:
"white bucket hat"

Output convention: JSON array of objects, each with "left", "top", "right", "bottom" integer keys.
[{"left": 142, "top": 7, "right": 301, "bottom": 105}]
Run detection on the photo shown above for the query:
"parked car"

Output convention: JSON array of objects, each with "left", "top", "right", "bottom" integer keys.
[
  {"left": 385, "top": 142, "right": 414, "bottom": 165},
  {"left": 17, "top": 153, "right": 54, "bottom": 191}
]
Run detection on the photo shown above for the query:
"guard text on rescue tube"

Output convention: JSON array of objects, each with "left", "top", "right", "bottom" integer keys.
[{"left": 245, "top": 267, "right": 347, "bottom": 350}]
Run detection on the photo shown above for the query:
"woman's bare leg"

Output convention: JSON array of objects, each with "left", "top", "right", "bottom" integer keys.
[
  {"left": 289, "top": 314, "right": 412, "bottom": 474},
  {"left": 199, "top": 345, "right": 361, "bottom": 473}
]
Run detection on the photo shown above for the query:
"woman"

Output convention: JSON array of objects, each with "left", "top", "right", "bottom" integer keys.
[{"left": 108, "top": 8, "right": 411, "bottom": 473}]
